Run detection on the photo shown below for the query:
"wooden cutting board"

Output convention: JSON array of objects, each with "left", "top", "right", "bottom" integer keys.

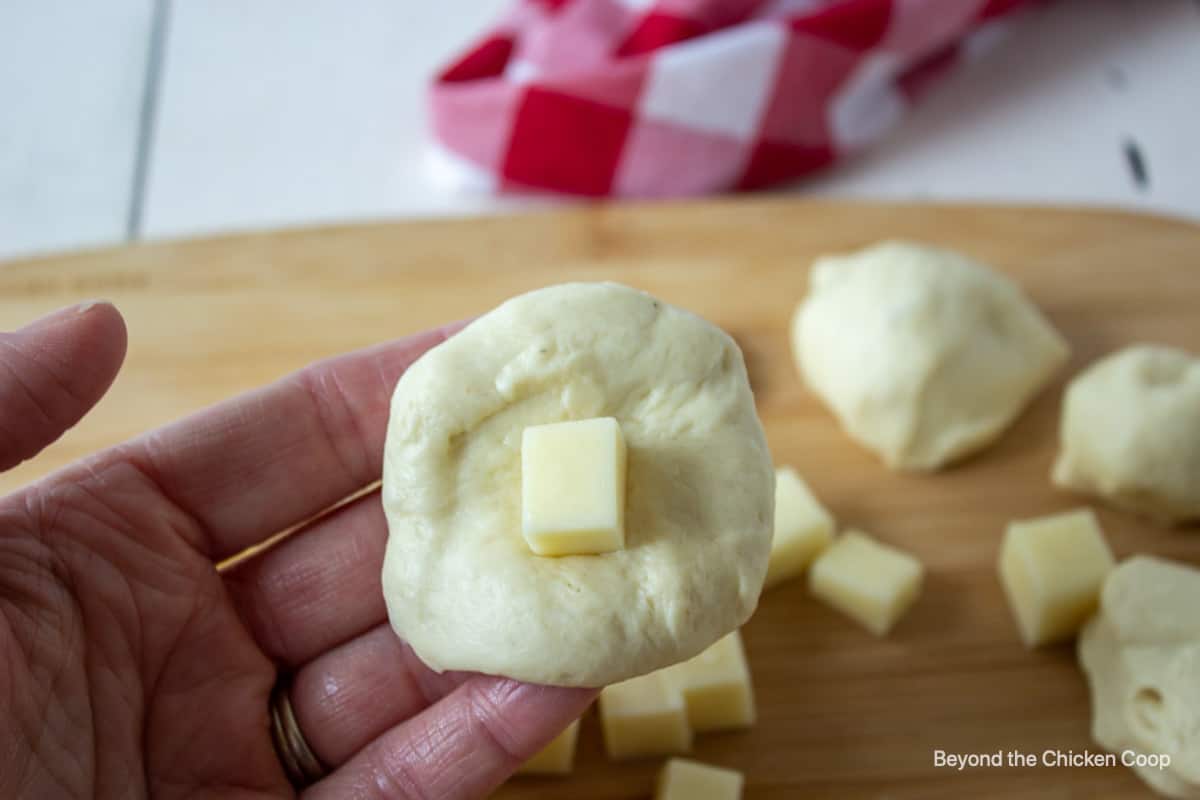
[{"left": 2, "top": 199, "right": 1198, "bottom": 798}]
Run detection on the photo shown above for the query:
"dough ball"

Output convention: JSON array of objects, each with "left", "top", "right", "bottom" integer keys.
[
  {"left": 1053, "top": 345, "right": 1200, "bottom": 526},
  {"left": 380, "top": 283, "right": 773, "bottom": 687},
  {"left": 791, "top": 241, "right": 1070, "bottom": 471},
  {"left": 1079, "top": 557, "right": 1200, "bottom": 798}
]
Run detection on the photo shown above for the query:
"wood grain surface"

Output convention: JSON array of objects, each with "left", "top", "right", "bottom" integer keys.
[{"left": 1, "top": 199, "right": 1198, "bottom": 798}]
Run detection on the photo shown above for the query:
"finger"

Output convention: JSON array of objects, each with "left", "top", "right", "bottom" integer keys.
[
  {"left": 0, "top": 301, "right": 127, "bottom": 471},
  {"left": 223, "top": 490, "right": 388, "bottom": 666},
  {"left": 289, "top": 625, "right": 471, "bottom": 767},
  {"left": 120, "top": 322, "right": 463, "bottom": 560},
  {"left": 304, "top": 678, "right": 597, "bottom": 800}
]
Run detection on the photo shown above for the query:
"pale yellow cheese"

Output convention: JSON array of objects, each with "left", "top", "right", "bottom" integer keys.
[
  {"left": 999, "top": 508, "right": 1115, "bottom": 647},
  {"left": 809, "top": 531, "right": 924, "bottom": 636},
  {"left": 765, "top": 466, "right": 835, "bottom": 590},
  {"left": 520, "top": 417, "right": 627, "bottom": 556},
  {"left": 663, "top": 631, "right": 755, "bottom": 732},
  {"left": 655, "top": 758, "right": 744, "bottom": 800},
  {"left": 515, "top": 719, "right": 580, "bottom": 775},
  {"left": 599, "top": 670, "right": 691, "bottom": 760},
  {"left": 1079, "top": 556, "right": 1200, "bottom": 799}
]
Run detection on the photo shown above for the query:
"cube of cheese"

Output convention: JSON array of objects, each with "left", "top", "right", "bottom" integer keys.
[
  {"left": 809, "top": 531, "right": 924, "bottom": 636},
  {"left": 999, "top": 508, "right": 1115, "bottom": 647},
  {"left": 521, "top": 417, "right": 626, "bottom": 556},
  {"left": 516, "top": 719, "right": 579, "bottom": 775},
  {"left": 765, "top": 466, "right": 835, "bottom": 590},
  {"left": 599, "top": 670, "right": 691, "bottom": 760},
  {"left": 656, "top": 758, "right": 744, "bottom": 800},
  {"left": 663, "top": 631, "right": 755, "bottom": 732}
]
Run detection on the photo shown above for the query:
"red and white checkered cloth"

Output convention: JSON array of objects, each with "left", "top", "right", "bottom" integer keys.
[{"left": 430, "top": 0, "right": 1034, "bottom": 197}]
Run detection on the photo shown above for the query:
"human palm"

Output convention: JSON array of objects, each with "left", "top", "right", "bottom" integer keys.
[{"left": 0, "top": 303, "right": 593, "bottom": 799}]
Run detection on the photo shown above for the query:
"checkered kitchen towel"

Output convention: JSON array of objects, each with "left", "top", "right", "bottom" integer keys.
[{"left": 430, "top": 0, "right": 1034, "bottom": 197}]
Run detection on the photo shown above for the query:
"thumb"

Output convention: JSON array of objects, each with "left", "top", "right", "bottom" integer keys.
[{"left": 0, "top": 301, "right": 128, "bottom": 472}]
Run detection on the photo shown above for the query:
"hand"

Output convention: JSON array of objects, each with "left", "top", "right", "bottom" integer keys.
[{"left": 0, "top": 302, "right": 595, "bottom": 799}]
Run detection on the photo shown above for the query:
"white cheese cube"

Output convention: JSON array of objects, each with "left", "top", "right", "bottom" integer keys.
[
  {"left": 766, "top": 466, "right": 835, "bottom": 590},
  {"left": 516, "top": 718, "right": 580, "bottom": 775},
  {"left": 999, "top": 508, "right": 1115, "bottom": 647},
  {"left": 599, "top": 670, "right": 691, "bottom": 760},
  {"left": 809, "top": 531, "right": 924, "bottom": 636},
  {"left": 662, "top": 631, "right": 755, "bottom": 732},
  {"left": 521, "top": 417, "right": 626, "bottom": 556},
  {"left": 656, "top": 758, "right": 744, "bottom": 800}
]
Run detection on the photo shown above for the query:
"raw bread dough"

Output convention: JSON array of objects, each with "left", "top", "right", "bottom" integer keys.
[
  {"left": 1078, "top": 556, "right": 1200, "bottom": 798},
  {"left": 790, "top": 241, "right": 1070, "bottom": 470},
  {"left": 380, "top": 283, "right": 773, "bottom": 687},
  {"left": 1053, "top": 345, "right": 1200, "bottom": 526}
]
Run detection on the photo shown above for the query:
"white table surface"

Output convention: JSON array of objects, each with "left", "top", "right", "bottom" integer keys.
[{"left": 1, "top": 0, "right": 1198, "bottom": 263}]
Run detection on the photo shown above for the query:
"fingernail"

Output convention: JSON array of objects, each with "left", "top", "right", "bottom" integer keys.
[
  {"left": 76, "top": 299, "right": 113, "bottom": 314},
  {"left": 17, "top": 300, "right": 112, "bottom": 333}
]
